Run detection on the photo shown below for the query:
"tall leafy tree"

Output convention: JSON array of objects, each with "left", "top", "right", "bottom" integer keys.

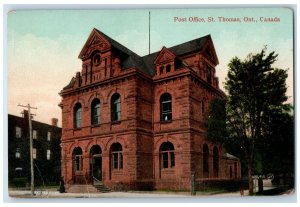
[
  {"left": 224, "top": 47, "right": 288, "bottom": 195},
  {"left": 259, "top": 105, "right": 294, "bottom": 186}
]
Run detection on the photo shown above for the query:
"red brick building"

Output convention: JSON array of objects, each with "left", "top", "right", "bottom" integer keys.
[{"left": 59, "top": 28, "right": 241, "bottom": 191}]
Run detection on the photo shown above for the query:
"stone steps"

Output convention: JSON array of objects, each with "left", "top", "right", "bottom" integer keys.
[
  {"left": 66, "top": 184, "right": 111, "bottom": 193},
  {"left": 66, "top": 185, "right": 98, "bottom": 193},
  {"left": 93, "top": 183, "right": 111, "bottom": 193}
]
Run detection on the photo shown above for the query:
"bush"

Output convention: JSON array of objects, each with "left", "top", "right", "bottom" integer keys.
[{"left": 195, "top": 179, "right": 246, "bottom": 192}]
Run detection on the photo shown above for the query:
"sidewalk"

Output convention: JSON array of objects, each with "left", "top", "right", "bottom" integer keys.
[
  {"left": 8, "top": 187, "right": 294, "bottom": 199},
  {"left": 8, "top": 189, "right": 248, "bottom": 198}
]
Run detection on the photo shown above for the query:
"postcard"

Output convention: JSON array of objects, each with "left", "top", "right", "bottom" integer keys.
[{"left": 6, "top": 7, "right": 294, "bottom": 201}]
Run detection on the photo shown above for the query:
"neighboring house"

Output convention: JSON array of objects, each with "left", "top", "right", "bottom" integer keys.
[
  {"left": 59, "top": 28, "right": 241, "bottom": 191},
  {"left": 8, "top": 110, "right": 62, "bottom": 186}
]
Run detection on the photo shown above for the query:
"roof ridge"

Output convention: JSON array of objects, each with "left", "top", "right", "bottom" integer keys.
[
  {"left": 141, "top": 34, "right": 211, "bottom": 58},
  {"left": 94, "top": 28, "right": 141, "bottom": 58}
]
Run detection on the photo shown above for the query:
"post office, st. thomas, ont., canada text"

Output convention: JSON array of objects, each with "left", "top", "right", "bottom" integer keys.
[{"left": 173, "top": 16, "right": 280, "bottom": 23}]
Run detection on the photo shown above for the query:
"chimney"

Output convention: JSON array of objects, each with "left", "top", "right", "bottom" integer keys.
[
  {"left": 75, "top": 72, "right": 81, "bottom": 87},
  {"left": 51, "top": 118, "right": 58, "bottom": 127}
]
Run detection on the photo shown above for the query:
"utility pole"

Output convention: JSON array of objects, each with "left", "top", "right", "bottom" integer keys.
[{"left": 18, "top": 104, "right": 37, "bottom": 196}]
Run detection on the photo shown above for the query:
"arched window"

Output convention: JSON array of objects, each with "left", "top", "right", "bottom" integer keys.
[
  {"left": 91, "top": 99, "right": 100, "bottom": 125},
  {"left": 73, "top": 147, "right": 83, "bottom": 171},
  {"left": 160, "top": 93, "right": 172, "bottom": 121},
  {"left": 160, "top": 142, "right": 175, "bottom": 169},
  {"left": 93, "top": 52, "right": 101, "bottom": 66},
  {"left": 111, "top": 143, "right": 123, "bottom": 170},
  {"left": 74, "top": 103, "right": 82, "bottom": 128},
  {"left": 111, "top": 93, "right": 121, "bottom": 122},
  {"left": 213, "top": 146, "right": 219, "bottom": 177},
  {"left": 203, "top": 144, "right": 209, "bottom": 178}
]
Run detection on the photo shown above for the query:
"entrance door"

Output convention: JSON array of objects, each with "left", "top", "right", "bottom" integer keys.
[{"left": 92, "top": 155, "right": 102, "bottom": 184}]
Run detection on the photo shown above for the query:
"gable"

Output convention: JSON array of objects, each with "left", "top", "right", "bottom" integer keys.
[
  {"left": 154, "top": 47, "right": 177, "bottom": 65},
  {"left": 78, "top": 28, "right": 111, "bottom": 60},
  {"left": 201, "top": 37, "right": 219, "bottom": 65}
]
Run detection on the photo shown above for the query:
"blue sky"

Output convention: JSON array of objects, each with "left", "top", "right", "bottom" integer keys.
[{"left": 8, "top": 8, "right": 294, "bottom": 126}]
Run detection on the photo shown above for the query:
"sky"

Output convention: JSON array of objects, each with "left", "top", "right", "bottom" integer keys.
[{"left": 7, "top": 8, "right": 294, "bottom": 127}]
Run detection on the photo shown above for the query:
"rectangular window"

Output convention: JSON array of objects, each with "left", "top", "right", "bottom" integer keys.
[
  {"left": 230, "top": 166, "right": 232, "bottom": 178},
  {"left": 92, "top": 105, "right": 100, "bottom": 125},
  {"left": 75, "top": 155, "right": 82, "bottom": 171},
  {"left": 162, "top": 152, "right": 168, "bottom": 168},
  {"left": 33, "top": 148, "right": 37, "bottom": 159},
  {"left": 33, "top": 130, "right": 37, "bottom": 139},
  {"left": 161, "top": 101, "right": 172, "bottom": 121},
  {"left": 160, "top": 66, "right": 164, "bottom": 74},
  {"left": 16, "top": 127, "right": 22, "bottom": 138},
  {"left": 113, "top": 153, "right": 118, "bottom": 169},
  {"left": 170, "top": 152, "right": 175, "bottom": 167},
  {"left": 47, "top": 149, "right": 51, "bottom": 160},
  {"left": 76, "top": 109, "right": 82, "bottom": 128},
  {"left": 119, "top": 153, "right": 123, "bottom": 169},
  {"left": 15, "top": 148, "right": 21, "bottom": 158},
  {"left": 47, "top": 132, "right": 51, "bottom": 141},
  {"left": 111, "top": 95, "right": 121, "bottom": 122}
]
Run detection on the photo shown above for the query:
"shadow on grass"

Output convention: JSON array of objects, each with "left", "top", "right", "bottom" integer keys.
[{"left": 254, "top": 187, "right": 294, "bottom": 196}]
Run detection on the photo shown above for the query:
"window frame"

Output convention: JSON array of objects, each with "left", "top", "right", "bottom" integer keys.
[
  {"left": 47, "top": 131, "right": 51, "bottom": 141},
  {"left": 47, "top": 149, "right": 51, "bottom": 160},
  {"left": 74, "top": 103, "right": 82, "bottom": 129},
  {"left": 91, "top": 99, "right": 101, "bottom": 125},
  {"left": 159, "top": 66, "right": 164, "bottom": 75},
  {"left": 111, "top": 93, "right": 121, "bottom": 123},
  {"left": 33, "top": 148, "right": 37, "bottom": 159},
  {"left": 110, "top": 143, "right": 123, "bottom": 170},
  {"left": 166, "top": 64, "right": 171, "bottom": 73},
  {"left": 160, "top": 93, "right": 172, "bottom": 122},
  {"left": 73, "top": 147, "right": 83, "bottom": 172},
  {"left": 16, "top": 126, "right": 22, "bottom": 138},
  {"left": 160, "top": 142, "right": 175, "bottom": 169},
  {"left": 32, "top": 130, "right": 37, "bottom": 139},
  {"left": 15, "top": 148, "right": 21, "bottom": 158}
]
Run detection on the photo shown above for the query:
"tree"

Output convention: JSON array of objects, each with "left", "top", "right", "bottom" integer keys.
[
  {"left": 206, "top": 98, "right": 227, "bottom": 143},
  {"left": 224, "top": 47, "right": 288, "bottom": 195},
  {"left": 259, "top": 105, "right": 294, "bottom": 186}
]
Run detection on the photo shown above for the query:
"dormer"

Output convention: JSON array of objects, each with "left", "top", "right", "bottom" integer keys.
[{"left": 154, "top": 47, "right": 177, "bottom": 76}]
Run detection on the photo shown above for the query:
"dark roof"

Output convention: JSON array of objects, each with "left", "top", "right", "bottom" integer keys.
[
  {"left": 96, "top": 29, "right": 211, "bottom": 75},
  {"left": 94, "top": 28, "right": 140, "bottom": 58},
  {"left": 142, "top": 35, "right": 211, "bottom": 73},
  {"left": 94, "top": 29, "right": 152, "bottom": 75},
  {"left": 62, "top": 30, "right": 211, "bottom": 90},
  {"left": 168, "top": 35, "right": 210, "bottom": 56}
]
